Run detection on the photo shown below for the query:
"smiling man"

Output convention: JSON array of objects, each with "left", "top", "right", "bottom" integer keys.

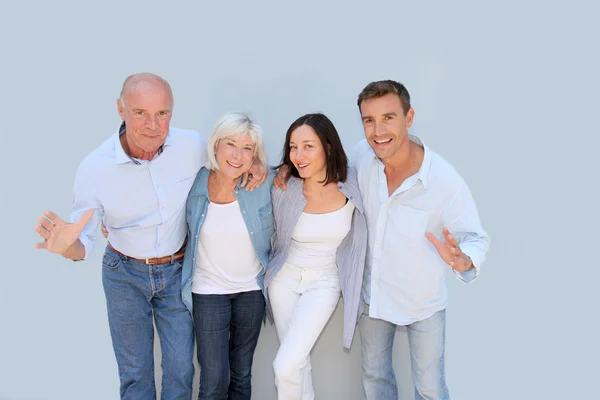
[
  {"left": 353, "top": 80, "right": 490, "bottom": 400},
  {"left": 34, "top": 73, "right": 266, "bottom": 399}
]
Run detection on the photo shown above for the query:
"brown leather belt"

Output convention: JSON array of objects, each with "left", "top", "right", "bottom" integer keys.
[{"left": 108, "top": 241, "right": 186, "bottom": 265}]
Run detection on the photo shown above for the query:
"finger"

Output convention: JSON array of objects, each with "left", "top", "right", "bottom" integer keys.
[
  {"left": 35, "top": 224, "right": 51, "bottom": 240},
  {"left": 34, "top": 241, "right": 48, "bottom": 250},
  {"left": 245, "top": 178, "right": 258, "bottom": 192},
  {"left": 247, "top": 172, "right": 266, "bottom": 191},
  {"left": 77, "top": 209, "right": 95, "bottom": 226},
  {"left": 240, "top": 171, "right": 249, "bottom": 188},
  {"left": 443, "top": 228, "right": 459, "bottom": 247},
  {"left": 425, "top": 232, "right": 444, "bottom": 252},
  {"left": 449, "top": 245, "right": 461, "bottom": 257},
  {"left": 450, "top": 255, "right": 468, "bottom": 271},
  {"left": 274, "top": 176, "right": 287, "bottom": 190},
  {"left": 38, "top": 217, "right": 54, "bottom": 231},
  {"left": 44, "top": 210, "right": 60, "bottom": 224},
  {"left": 255, "top": 171, "right": 267, "bottom": 185},
  {"left": 273, "top": 177, "right": 285, "bottom": 189}
]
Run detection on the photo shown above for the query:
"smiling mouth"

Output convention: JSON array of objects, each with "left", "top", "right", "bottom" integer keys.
[
  {"left": 227, "top": 161, "right": 243, "bottom": 168},
  {"left": 374, "top": 138, "right": 392, "bottom": 144},
  {"left": 297, "top": 163, "right": 310, "bottom": 169}
]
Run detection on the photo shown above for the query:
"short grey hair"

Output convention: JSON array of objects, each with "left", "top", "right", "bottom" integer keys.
[{"left": 206, "top": 112, "right": 268, "bottom": 172}]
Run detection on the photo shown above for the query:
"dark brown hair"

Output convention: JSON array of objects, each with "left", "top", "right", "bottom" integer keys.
[
  {"left": 278, "top": 113, "right": 348, "bottom": 185},
  {"left": 357, "top": 80, "right": 411, "bottom": 116}
]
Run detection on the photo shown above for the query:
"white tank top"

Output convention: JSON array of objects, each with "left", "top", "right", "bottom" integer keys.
[
  {"left": 192, "top": 200, "right": 261, "bottom": 294},
  {"left": 286, "top": 201, "right": 355, "bottom": 269}
]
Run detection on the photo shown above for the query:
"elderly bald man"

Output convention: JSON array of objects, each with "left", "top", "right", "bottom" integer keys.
[{"left": 34, "top": 73, "right": 266, "bottom": 399}]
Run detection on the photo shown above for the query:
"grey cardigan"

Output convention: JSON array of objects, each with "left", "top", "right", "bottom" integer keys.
[{"left": 264, "top": 166, "right": 368, "bottom": 348}]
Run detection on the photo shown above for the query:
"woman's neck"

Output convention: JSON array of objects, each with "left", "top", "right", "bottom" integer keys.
[
  {"left": 208, "top": 170, "right": 238, "bottom": 203},
  {"left": 302, "top": 171, "right": 332, "bottom": 196}
]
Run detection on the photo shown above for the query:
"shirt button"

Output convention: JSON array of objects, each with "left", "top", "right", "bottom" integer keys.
[
  {"left": 201, "top": 214, "right": 204, "bottom": 217},
  {"left": 243, "top": 211, "right": 246, "bottom": 214},
  {"left": 250, "top": 232, "right": 254, "bottom": 235}
]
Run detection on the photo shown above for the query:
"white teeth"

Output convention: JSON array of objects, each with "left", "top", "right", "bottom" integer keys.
[
  {"left": 374, "top": 138, "right": 392, "bottom": 144},
  {"left": 298, "top": 164, "right": 309, "bottom": 168},
  {"left": 227, "top": 161, "right": 242, "bottom": 168}
]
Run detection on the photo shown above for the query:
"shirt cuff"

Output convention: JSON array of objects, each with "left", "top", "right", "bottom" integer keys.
[{"left": 453, "top": 247, "right": 482, "bottom": 283}]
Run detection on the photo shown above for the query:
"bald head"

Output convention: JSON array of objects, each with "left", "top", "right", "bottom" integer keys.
[
  {"left": 119, "top": 73, "right": 173, "bottom": 106},
  {"left": 117, "top": 73, "right": 174, "bottom": 160}
]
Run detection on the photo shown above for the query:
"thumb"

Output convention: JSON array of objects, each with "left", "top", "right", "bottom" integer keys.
[{"left": 77, "top": 209, "right": 95, "bottom": 227}]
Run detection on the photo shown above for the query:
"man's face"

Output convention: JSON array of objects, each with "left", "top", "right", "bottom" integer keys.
[
  {"left": 117, "top": 80, "right": 172, "bottom": 155},
  {"left": 360, "top": 93, "right": 414, "bottom": 162}
]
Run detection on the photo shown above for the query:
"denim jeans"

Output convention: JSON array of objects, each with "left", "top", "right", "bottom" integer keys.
[
  {"left": 359, "top": 305, "right": 449, "bottom": 400},
  {"left": 102, "top": 246, "right": 195, "bottom": 400},
  {"left": 192, "top": 290, "right": 265, "bottom": 400}
]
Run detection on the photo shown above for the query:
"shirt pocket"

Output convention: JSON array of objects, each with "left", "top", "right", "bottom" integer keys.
[
  {"left": 386, "top": 205, "right": 429, "bottom": 248},
  {"left": 258, "top": 203, "right": 274, "bottom": 230}
]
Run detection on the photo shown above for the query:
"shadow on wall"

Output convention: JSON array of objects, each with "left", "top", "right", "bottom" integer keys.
[{"left": 151, "top": 299, "right": 415, "bottom": 400}]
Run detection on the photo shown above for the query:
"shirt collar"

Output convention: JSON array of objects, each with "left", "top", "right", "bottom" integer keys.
[
  {"left": 114, "top": 121, "right": 172, "bottom": 165},
  {"left": 370, "top": 134, "right": 432, "bottom": 190},
  {"left": 410, "top": 135, "right": 432, "bottom": 190}
]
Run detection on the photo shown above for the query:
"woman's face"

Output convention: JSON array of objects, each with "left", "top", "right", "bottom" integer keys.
[
  {"left": 289, "top": 124, "right": 327, "bottom": 181},
  {"left": 214, "top": 133, "right": 255, "bottom": 179}
]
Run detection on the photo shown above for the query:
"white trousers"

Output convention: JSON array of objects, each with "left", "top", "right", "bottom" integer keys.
[{"left": 268, "top": 262, "right": 341, "bottom": 400}]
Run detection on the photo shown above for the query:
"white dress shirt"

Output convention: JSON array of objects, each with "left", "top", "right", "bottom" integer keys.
[
  {"left": 352, "top": 136, "right": 490, "bottom": 326},
  {"left": 71, "top": 126, "right": 206, "bottom": 259}
]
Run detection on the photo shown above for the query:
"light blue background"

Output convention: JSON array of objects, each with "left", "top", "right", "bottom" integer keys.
[{"left": 1, "top": 1, "right": 598, "bottom": 399}]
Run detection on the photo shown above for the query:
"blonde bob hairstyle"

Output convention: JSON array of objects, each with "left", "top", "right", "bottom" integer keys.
[{"left": 205, "top": 112, "right": 268, "bottom": 171}]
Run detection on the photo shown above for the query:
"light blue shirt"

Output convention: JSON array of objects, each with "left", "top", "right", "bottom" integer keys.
[
  {"left": 71, "top": 126, "right": 206, "bottom": 259},
  {"left": 352, "top": 136, "right": 490, "bottom": 326}
]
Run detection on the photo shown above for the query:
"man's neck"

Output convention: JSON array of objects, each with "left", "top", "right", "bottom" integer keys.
[
  {"left": 382, "top": 140, "right": 424, "bottom": 196},
  {"left": 120, "top": 133, "right": 158, "bottom": 161}
]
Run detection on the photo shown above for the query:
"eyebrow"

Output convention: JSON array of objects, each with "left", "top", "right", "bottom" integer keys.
[
  {"left": 289, "top": 139, "right": 317, "bottom": 144},
  {"left": 362, "top": 112, "right": 398, "bottom": 120},
  {"left": 225, "top": 138, "right": 255, "bottom": 146}
]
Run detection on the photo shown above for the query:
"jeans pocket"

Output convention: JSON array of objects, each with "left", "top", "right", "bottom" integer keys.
[{"left": 102, "top": 251, "right": 121, "bottom": 270}]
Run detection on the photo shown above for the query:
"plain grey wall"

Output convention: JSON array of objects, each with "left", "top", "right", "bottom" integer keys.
[{"left": 1, "top": 0, "right": 599, "bottom": 399}]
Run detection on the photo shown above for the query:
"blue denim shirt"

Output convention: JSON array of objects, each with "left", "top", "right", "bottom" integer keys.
[{"left": 181, "top": 167, "right": 274, "bottom": 313}]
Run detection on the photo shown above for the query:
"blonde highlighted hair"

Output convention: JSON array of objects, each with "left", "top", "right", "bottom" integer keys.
[{"left": 206, "top": 112, "right": 268, "bottom": 171}]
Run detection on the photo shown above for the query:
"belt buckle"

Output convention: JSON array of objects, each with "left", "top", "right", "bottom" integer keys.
[{"left": 145, "top": 258, "right": 154, "bottom": 265}]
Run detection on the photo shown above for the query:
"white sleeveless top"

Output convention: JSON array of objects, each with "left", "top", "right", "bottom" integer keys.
[
  {"left": 192, "top": 201, "right": 261, "bottom": 294},
  {"left": 286, "top": 201, "right": 355, "bottom": 269}
]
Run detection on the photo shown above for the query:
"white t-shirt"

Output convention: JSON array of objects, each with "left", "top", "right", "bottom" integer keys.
[
  {"left": 286, "top": 201, "right": 355, "bottom": 269},
  {"left": 192, "top": 200, "right": 261, "bottom": 294}
]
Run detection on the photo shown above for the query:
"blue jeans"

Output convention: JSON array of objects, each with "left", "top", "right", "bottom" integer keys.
[
  {"left": 193, "top": 290, "right": 265, "bottom": 400},
  {"left": 102, "top": 246, "right": 194, "bottom": 400},
  {"left": 359, "top": 305, "right": 449, "bottom": 400}
]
